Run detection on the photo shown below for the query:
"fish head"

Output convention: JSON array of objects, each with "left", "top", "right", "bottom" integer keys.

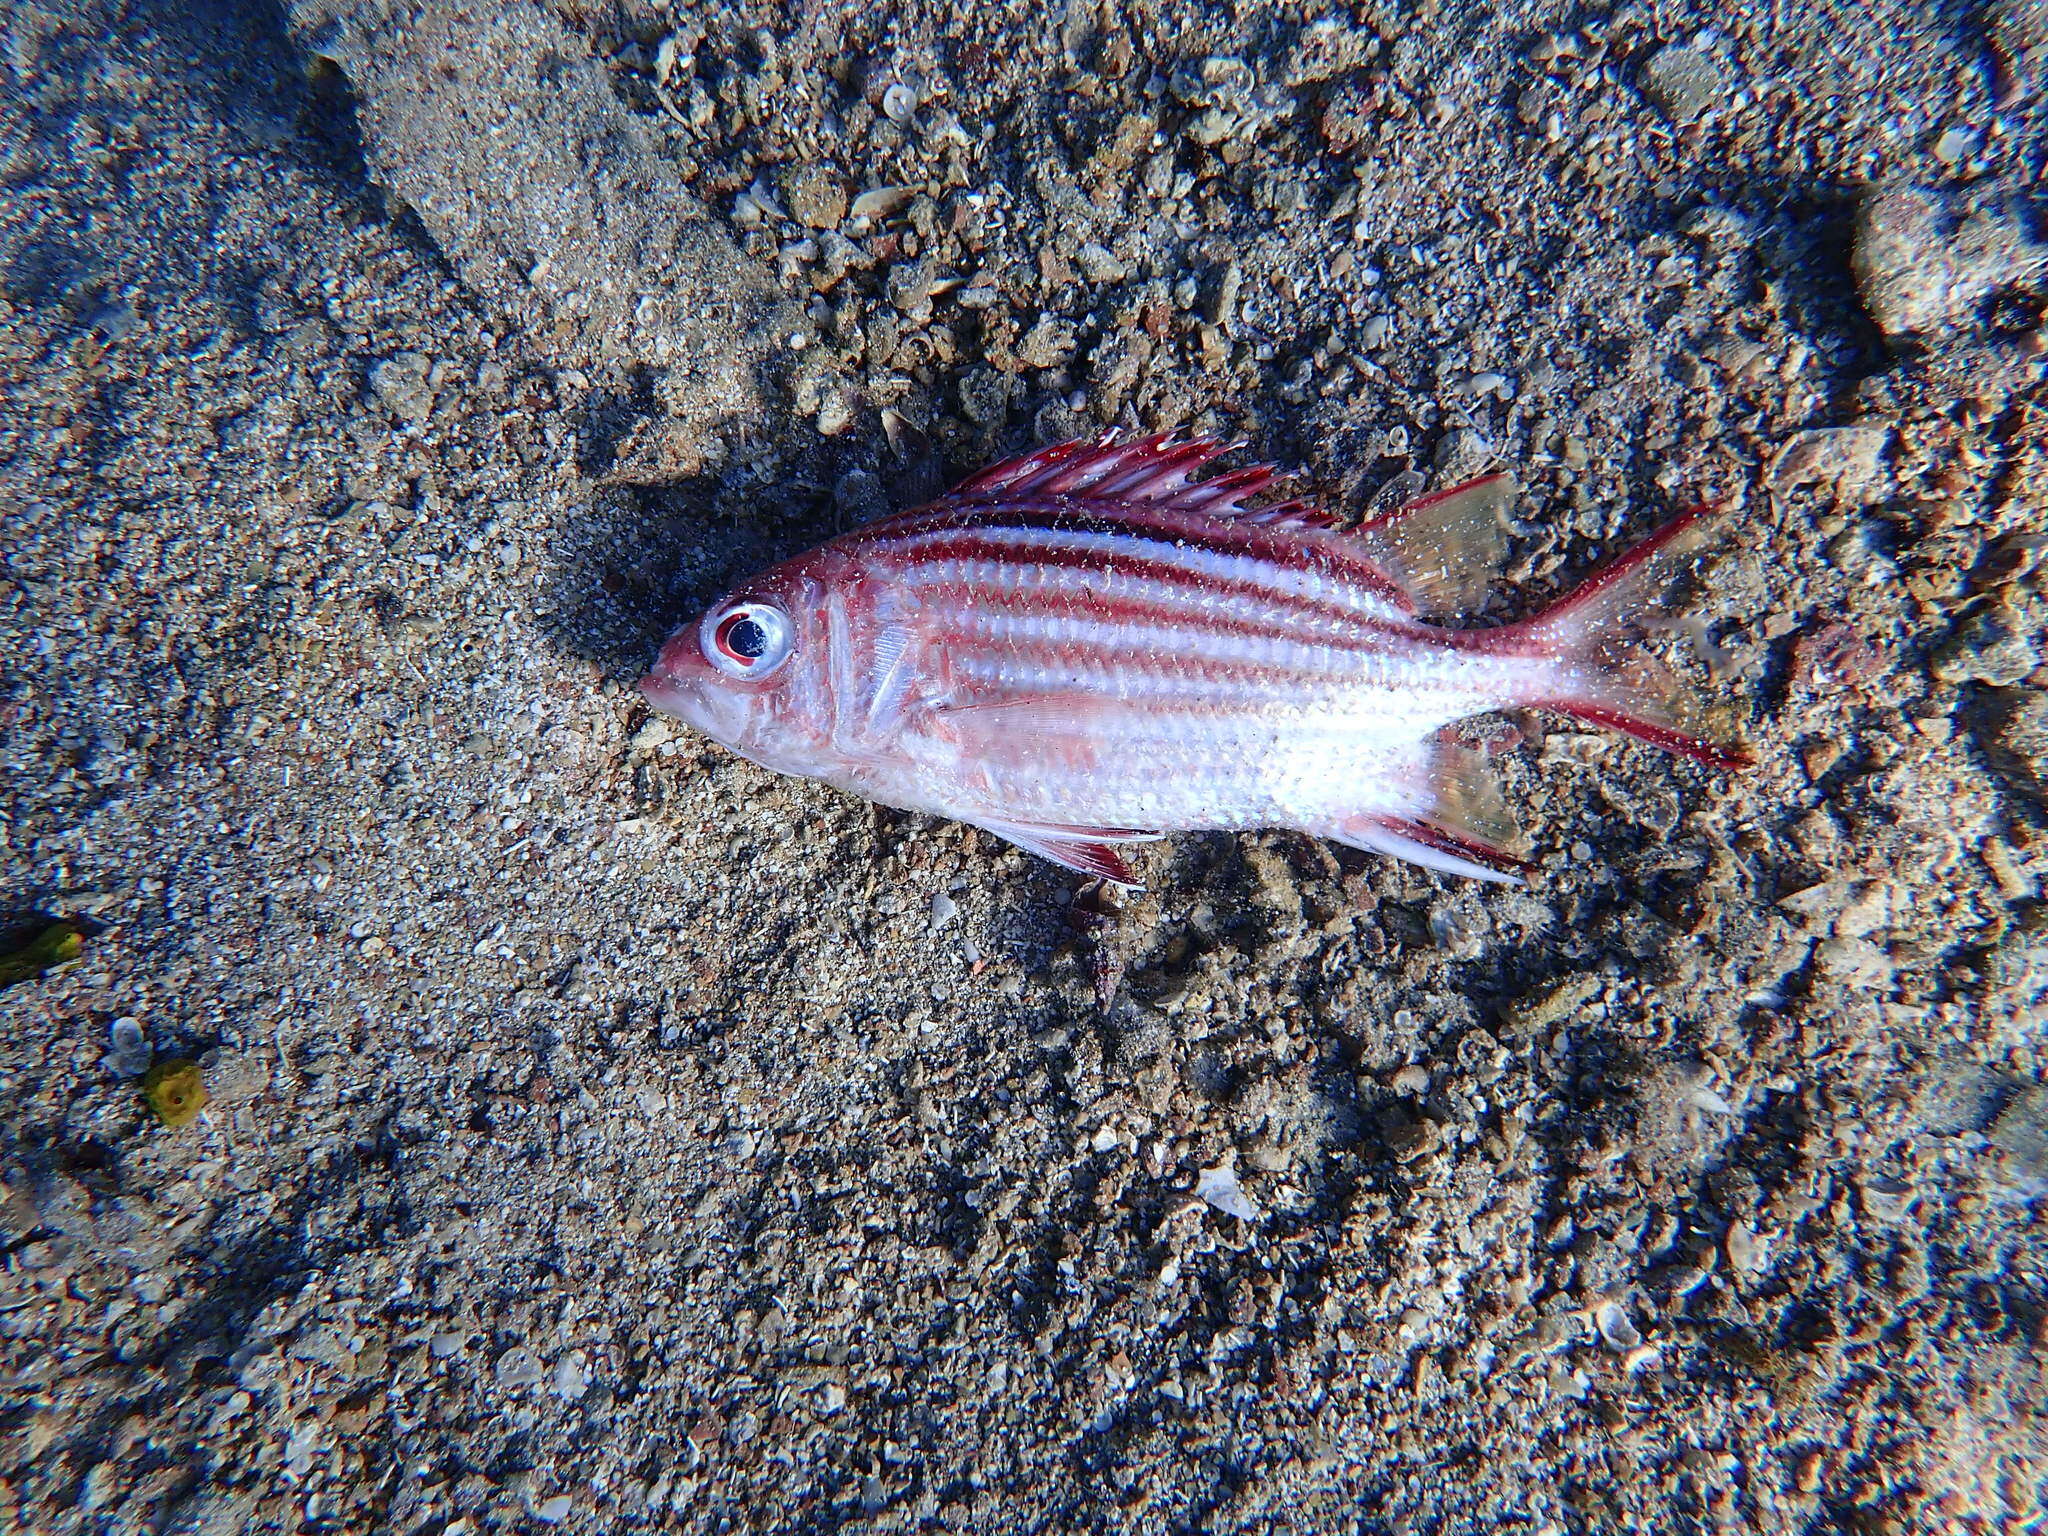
[{"left": 639, "top": 559, "right": 845, "bottom": 779}]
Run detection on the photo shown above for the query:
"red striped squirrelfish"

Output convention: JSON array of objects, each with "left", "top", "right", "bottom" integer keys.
[{"left": 640, "top": 432, "right": 1750, "bottom": 885}]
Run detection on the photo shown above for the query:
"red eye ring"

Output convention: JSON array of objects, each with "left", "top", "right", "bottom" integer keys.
[
  {"left": 700, "top": 601, "right": 792, "bottom": 680},
  {"left": 715, "top": 612, "right": 769, "bottom": 662}
]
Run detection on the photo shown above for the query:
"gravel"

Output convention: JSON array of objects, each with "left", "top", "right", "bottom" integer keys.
[{"left": 2, "top": 1, "right": 2045, "bottom": 1532}]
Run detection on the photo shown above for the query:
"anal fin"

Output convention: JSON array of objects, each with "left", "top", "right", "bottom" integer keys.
[
  {"left": 1328, "top": 816, "right": 1530, "bottom": 884},
  {"left": 1324, "top": 741, "right": 1533, "bottom": 883}
]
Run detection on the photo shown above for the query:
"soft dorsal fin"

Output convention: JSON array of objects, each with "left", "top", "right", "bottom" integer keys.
[
  {"left": 946, "top": 431, "right": 1341, "bottom": 528},
  {"left": 1352, "top": 472, "right": 1516, "bottom": 616}
]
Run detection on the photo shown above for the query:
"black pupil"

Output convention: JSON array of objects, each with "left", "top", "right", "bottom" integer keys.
[{"left": 725, "top": 616, "right": 769, "bottom": 660}]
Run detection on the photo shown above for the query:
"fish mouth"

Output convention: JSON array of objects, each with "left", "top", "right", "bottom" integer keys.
[{"left": 638, "top": 669, "right": 747, "bottom": 749}]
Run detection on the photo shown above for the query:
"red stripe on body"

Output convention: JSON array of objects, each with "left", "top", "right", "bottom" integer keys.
[{"left": 841, "top": 496, "right": 1416, "bottom": 612}]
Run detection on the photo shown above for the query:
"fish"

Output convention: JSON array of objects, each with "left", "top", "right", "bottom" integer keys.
[{"left": 639, "top": 431, "right": 1751, "bottom": 886}]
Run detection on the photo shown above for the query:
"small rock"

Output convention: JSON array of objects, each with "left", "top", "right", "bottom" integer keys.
[
  {"left": 1639, "top": 46, "right": 1734, "bottom": 123},
  {"left": 1852, "top": 186, "right": 2048, "bottom": 340},
  {"left": 1432, "top": 427, "right": 1491, "bottom": 482},
  {"left": 1790, "top": 622, "right": 1887, "bottom": 692},
  {"left": 2000, "top": 691, "right": 2048, "bottom": 767},
  {"left": 886, "top": 261, "right": 934, "bottom": 318},
  {"left": 1930, "top": 125, "right": 1977, "bottom": 165},
  {"left": 1988, "top": 0, "right": 2048, "bottom": 103},
  {"left": 551, "top": 1351, "right": 592, "bottom": 1401},
  {"left": 1770, "top": 426, "right": 1890, "bottom": 501},
  {"left": 928, "top": 891, "right": 957, "bottom": 930},
  {"left": 849, "top": 185, "right": 917, "bottom": 222},
  {"left": 198, "top": 1046, "right": 268, "bottom": 1107},
  {"left": 1075, "top": 243, "right": 1129, "bottom": 284},
  {"left": 1724, "top": 1220, "right": 1761, "bottom": 1275},
  {"left": 1194, "top": 1164, "right": 1258, "bottom": 1220},
  {"left": 1210, "top": 262, "right": 1242, "bottom": 329},
  {"left": 107, "top": 1017, "right": 151, "bottom": 1077},
  {"left": 629, "top": 717, "right": 674, "bottom": 752},
  {"left": 1382, "top": 1113, "right": 1440, "bottom": 1163},
  {"left": 533, "top": 1494, "right": 574, "bottom": 1524},
  {"left": 781, "top": 165, "right": 848, "bottom": 230},
  {"left": 1595, "top": 1301, "right": 1643, "bottom": 1351},
  {"left": 368, "top": 352, "right": 435, "bottom": 422},
  {"left": 815, "top": 385, "right": 855, "bottom": 438},
  {"left": 1858, "top": 1177, "right": 1917, "bottom": 1222},
  {"left": 1814, "top": 935, "right": 1894, "bottom": 989},
  {"left": 1015, "top": 316, "right": 1077, "bottom": 369},
  {"left": 1989, "top": 1085, "right": 2048, "bottom": 1180},
  {"left": 494, "top": 1346, "right": 544, "bottom": 1389},
  {"left": 834, "top": 468, "right": 887, "bottom": 521},
  {"left": 1930, "top": 606, "right": 2040, "bottom": 687}
]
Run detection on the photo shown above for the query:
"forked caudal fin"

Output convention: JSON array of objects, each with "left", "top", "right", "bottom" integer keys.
[{"left": 1509, "top": 508, "right": 1753, "bottom": 770}]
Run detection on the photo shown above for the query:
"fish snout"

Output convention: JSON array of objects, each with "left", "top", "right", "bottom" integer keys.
[{"left": 639, "top": 641, "right": 755, "bottom": 749}]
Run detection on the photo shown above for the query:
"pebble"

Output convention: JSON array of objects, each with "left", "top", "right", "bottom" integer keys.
[
  {"left": 1015, "top": 317, "right": 1077, "bottom": 369},
  {"left": 1930, "top": 606, "right": 2040, "bottom": 687},
  {"left": 928, "top": 891, "right": 958, "bottom": 930},
  {"left": 815, "top": 386, "right": 855, "bottom": 438},
  {"left": 1852, "top": 185, "right": 2048, "bottom": 340},
  {"left": 1638, "top": 46, "right": 1734, "bottom": 123},
  {"left": 1595, "top": 1301, "right": 1643, "bottom": 1351},
  {"left": 1075, "top": 244, "right": 1129, "bottom": 284},
  {"left": 1857, "top": 1177, "right": 1916, "bottom": 1223},
  {"left": 368, "top": 352, "right": 435, "bottom": 422},
  {"left": 1210, "top": 263, "right": 1242, "bottom": 329},
  {"left": 1989, "top": 1086, "right": 2048, "bottom": 1178},
  {"left": 849, "top": 185, "right": 917, "bottom": 222},
  {"left": 1813, "top": 935, "right": 1894, "bottom": 989},
  {"left": 629, "top": 717, "right": 675, "bottom": 752},
  {"left": 107, "top": 1016, "right": 151, "bottom": 1077},
  {"left": 1389, "top": 1063, "right": 1430, "bottom": 1096},
  {"left": 1769, "top": 426, "right": 1889, "bottom": 502},
  {"left": 551, "top": 1351, "right": 592, "bottom": 1401},
  {"left": 1724, "top": 1220, "right": 1761, "bottom": 1275},
  {"left": 1194, "top": 1164, "right": 1258, "bottom": 1220},
  {"left": 1929, "top": 126, "right": 1977, "bottom": 165},
  {"left": 494, "top": 1345, "right": 545, "bottom": 1388},
  {"left": 834, "top": 468, "right": 886, "bottom": 521},
  {"left": 1432, "top": 427, "right": 1491, "bottom": 481},
  {"left": 781, "top": 165, "right": 848, "bottom": 230}
]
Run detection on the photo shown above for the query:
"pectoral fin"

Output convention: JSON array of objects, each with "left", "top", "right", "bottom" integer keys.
[{"left": 964, "top": 815, "right": 1162, "bottom": 886}]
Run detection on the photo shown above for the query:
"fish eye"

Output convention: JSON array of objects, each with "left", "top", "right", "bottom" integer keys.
[{"left": 703, "top": 601, "right": 793, "bottom": 680}]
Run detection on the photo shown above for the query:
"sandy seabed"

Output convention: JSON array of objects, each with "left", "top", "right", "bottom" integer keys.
[{"left": 2, "top": 1, "right": 2046, "bottom": 1532}]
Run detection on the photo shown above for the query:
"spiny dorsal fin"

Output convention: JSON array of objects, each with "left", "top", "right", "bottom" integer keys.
[
  {"left": 1353, "top": 471, "right": 1517, "bottom": 617},
  {"left": 947, "top": 431, "right": 1341, "bottom": 528}
]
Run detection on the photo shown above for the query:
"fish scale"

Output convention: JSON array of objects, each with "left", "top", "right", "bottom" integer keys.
[{"left": 642, "top": 431, "right": 1752, "bottom": 885}]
